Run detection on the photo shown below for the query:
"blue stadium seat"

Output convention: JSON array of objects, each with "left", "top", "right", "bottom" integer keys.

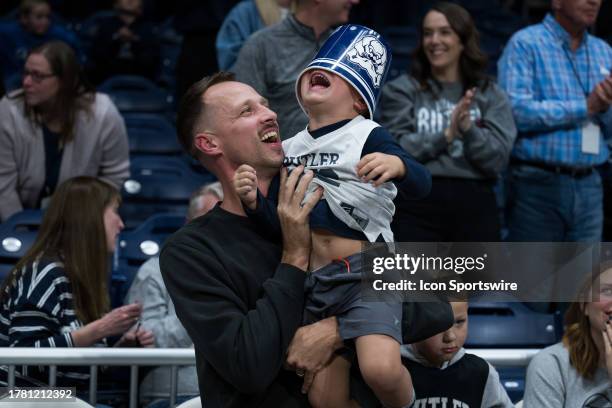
[
  {"left": 497, "top": 366, "right": 526, "bottom": 403},
  {"left": 123, "top": 113, "right": 181, "bottom": 155},
  {"left": 110, "top": 213, "right": 184, "bottom": 307},
  {"left": 466, "top": 301, "right": 561, "bottom": 348},
  {"left": 99, "top": 75, "right": 169, "bottom": 114},
  {"left": 0, "top": 210, "right": 43, "bottom": 279},
  {"left": 120, "top": 155, "right": 215, "bottom": 229}
]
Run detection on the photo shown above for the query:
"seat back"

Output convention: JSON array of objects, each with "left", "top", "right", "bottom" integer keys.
[
  {"left": 0, "top": 210, "right": 43, "bottom": 279},
  {"left": 99, "top": 75, "right": 169, "bottom": 113},
  {"left": 123, "top": 113, "right": 181, "bottom": 155}
]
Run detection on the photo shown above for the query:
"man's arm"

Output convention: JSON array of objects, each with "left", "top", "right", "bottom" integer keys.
[
  {"left": 160, "top": 167, "right": 321, "bottom": 394},
  {"left": 498, "top": 35, "right": 589, "bottom": 133},
  {"left": 160, "top": 243, "right": 306, "bottom": 393}
]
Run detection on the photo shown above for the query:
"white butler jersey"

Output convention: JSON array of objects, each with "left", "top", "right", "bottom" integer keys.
[{"left": 282, "top": 115, "right": 397, "bottom": 242}]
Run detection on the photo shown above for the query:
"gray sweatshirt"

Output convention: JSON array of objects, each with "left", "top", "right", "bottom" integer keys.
[
  {"left": 403, "top": 345, "right": 514, "bottom": 408},
  {"left": 125, "top": 257, "right": 199, "bottom": 402},
  {"left": 232, "top": 14, "right": 331, "bottom": 140},
  {"left": 379, "top": 74, "right": 517, "bottom": 179},
  {"left": 523, "top": 342, "right": 612, "bottom": 408}
]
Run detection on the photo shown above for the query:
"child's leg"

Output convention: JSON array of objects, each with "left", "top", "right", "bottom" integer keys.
[
  {"left": 308, "top": 355, "right": 360, "bottom": 408},
  {"left": 355, "top": 334, "right": 413, "bottom": 408}
]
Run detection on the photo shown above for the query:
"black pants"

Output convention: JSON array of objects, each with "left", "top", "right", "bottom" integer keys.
[{"left": 392, "top": 177, "right": 501, "bottom": 242}]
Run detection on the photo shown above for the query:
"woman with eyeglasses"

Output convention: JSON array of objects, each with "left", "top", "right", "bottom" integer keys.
[{"left": 0, "top": 40, "right": 129, "bottom": 222}]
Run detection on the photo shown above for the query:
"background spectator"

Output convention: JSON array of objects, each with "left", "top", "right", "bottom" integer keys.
[
  {"left": 0, "top": 0, "right": 83, "bottom": 88},
  {"left": 498, "top": 0, "right": 612, "bottom": 242},
  {"left": 173, "top": 0, "right": 240, "bottom": 100},
  {"left": 87, "top": 0, "right": 161, "bottom": 84},
  {"left": 125, "top": 182, "right": 222, "bottom": 408},
  {"left": 404, "top": 302, "right": 513, "bottom": 407},
  {"left": 379, "top": 2, "right": 516, "bottom": 242},
  {"left": 0, "top": 40, "right": 130, "bottom": 222},
  {"left": 186, "top": 181, "right": 223, "bottom": 220},
  {"left": 232, "top": 0, "right": 359, "bottom": 140},
  {"left": 523, "top": 262, "right": 612, "bottom": 406},
  {"left": 216, "top": 0, "right": 292, "bottom": 71},
  {"left": 0, "top": 176, "right": 153, "bottom": 389}
]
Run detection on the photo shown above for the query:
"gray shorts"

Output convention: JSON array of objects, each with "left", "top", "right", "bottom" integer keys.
[{"left": 303, "top": 252, "right": 402, "bottom": 343}]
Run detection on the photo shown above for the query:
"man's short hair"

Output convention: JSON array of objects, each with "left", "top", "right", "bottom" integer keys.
[{"left": 176, "top": 72, "right": 236, "bottom": 158}]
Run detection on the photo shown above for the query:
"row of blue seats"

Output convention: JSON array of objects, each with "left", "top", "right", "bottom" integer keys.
[{"left": 0, "top": 209, "right": 561, "bottom": 402}]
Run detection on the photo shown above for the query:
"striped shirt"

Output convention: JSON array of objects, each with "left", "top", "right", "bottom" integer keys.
[
  {"left": 0, "top": 256, "right": 98, "bottom": 386},
  {"left": 498, "top": 13, "right": 612, "bottom": 167}
]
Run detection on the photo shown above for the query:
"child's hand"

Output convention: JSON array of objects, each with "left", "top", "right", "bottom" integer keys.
[
  {"left": 233, "top": 164, "right": 258, "bottom": 210},
  {"left": 356, "top": 153, "right": 406, "bottom": 187}
]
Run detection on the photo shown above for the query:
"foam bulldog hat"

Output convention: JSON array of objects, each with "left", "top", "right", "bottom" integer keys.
[{"left": 296, "top": 24, "right": 392, "bottom": 119}]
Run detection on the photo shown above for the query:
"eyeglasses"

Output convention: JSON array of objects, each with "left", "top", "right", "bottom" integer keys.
[{"left": 22, "top": 70, "right": 56, "bottom": 83}]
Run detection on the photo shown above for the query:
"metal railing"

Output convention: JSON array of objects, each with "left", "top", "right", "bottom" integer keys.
[
  {"left": 0, "top": 348, "right": 195, "bottom": 408},
  {"left": 0, "top": 347, "right": 541, "bottom": 408}
]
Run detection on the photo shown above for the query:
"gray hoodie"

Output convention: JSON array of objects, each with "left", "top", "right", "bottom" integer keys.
[{"left": 379, "top": 74, "right": 517, "bottom": 179}]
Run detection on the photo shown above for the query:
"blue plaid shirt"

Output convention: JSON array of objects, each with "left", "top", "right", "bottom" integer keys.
[{"left": 498, "top": 14, "right": 612, "bottom": 167}]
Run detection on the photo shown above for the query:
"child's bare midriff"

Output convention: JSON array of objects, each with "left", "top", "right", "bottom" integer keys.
[{"left": 310, "top": 228, "right": 365, "bottom": 271}]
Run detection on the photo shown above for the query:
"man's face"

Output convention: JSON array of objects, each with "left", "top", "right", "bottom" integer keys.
[
  {"left": 22, "top": 3, "right": 51, "bottom": 35},
  {"left": 318, "top": 0, "right": 359, "bottom": 26},
  {"left": 414, "top": 302, "right": 469, "bottom": 367},
  {"left": 553, "top": 0, "right": 602, "bottom": 30},
  {"left": 202, "top": 81, "right": 283, "bottom": 173}
]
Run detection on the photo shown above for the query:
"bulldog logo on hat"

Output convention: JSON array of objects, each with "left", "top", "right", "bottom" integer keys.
[
  {"left": 295, "top": 24, "right": 392, "bottom": 119},
  {"left": 347, "top": 35, "right": 388, "bottom": 87}
]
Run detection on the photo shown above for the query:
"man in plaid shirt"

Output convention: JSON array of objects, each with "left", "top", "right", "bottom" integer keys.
[{"left": 498, "top": 0, "right": 612, "bottom": 242}]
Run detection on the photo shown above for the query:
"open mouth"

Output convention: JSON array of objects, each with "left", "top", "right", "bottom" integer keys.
[
  {"left": 310, "top": 71, "right": 331, "bottom": 88},
  {"left": 260, "top": 128, "right": 279, "bottom": 143}
]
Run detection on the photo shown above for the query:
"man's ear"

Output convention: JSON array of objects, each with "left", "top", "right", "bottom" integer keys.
[{"left": 194, "top": 132, "right": 220, "bottom": 156}]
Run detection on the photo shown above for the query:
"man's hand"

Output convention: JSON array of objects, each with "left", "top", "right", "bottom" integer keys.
[
  {"left": 286, "top": 317, "right": 343, "bottom": 392},
  {"left": 278, "top": 166, "right": 323, "bottom": 270},
  {"left": 588, "top": 75, "right": 612, "bottom": 115},
  {"left": 233, "top": 164, "right": 258, "bottom": 210},
  {"left": 356, "top": 153, "right": 406, "bottom": 187}
]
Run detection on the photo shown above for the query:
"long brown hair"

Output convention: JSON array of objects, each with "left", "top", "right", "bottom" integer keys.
[
  {"left": 563, "top": 261, "right": 612, "bottom": 379},
  {"left": 18, "top": 41, "right": 95, "bottom": 145},
  {"left": 0, "top": 177, "right": 120, "bottom": 324},
  {"left": 411, "top": 2, "right": 489, "bottom": 94}
]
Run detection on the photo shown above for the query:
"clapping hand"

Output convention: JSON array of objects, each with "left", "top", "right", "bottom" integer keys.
[{"left": 446, "top": 87, "right": 476, "bottom": 142}]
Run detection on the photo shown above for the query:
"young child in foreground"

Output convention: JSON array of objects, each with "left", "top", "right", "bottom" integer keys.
[
  {"left": 234, "top": 25, "right": 431, "bottom": 408},
  {"left": 404, "top": 302, "right": 514, "bottom": 408}
]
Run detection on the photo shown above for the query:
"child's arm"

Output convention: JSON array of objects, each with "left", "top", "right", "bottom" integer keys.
[
  {"left": 233, "top": 164, "right": 282, "bottom": 239},
  {"left": 357, "top": 127, "right": 432, "bottom": 199}
]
